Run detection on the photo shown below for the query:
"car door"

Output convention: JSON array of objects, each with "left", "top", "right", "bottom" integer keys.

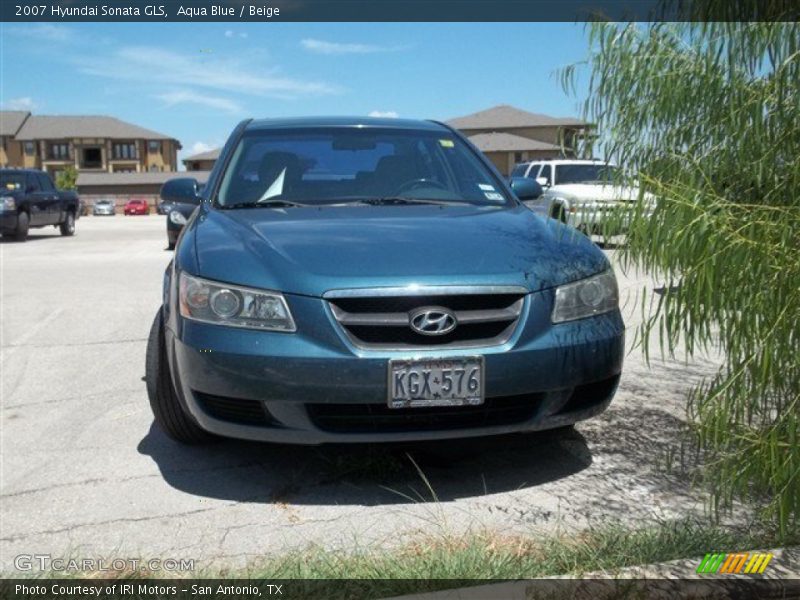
[
  {"left": 37, "top": 173, "right": 60, "bottom": 224},
  {"left": 25, "top": 173, "right": 50, "bottom": 226}
]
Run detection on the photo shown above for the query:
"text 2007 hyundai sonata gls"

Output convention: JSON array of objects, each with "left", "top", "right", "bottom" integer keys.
[{"left": 145, "top": 117, "right": 624, "bottom": 444}]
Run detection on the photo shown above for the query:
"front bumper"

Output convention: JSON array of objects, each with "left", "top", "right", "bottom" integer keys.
[
  {"left": 165, "top": 289, "right": 624, "bottom": 444},
  {"left": 1, "top": 212, "right": 18, "bottom": 233}
]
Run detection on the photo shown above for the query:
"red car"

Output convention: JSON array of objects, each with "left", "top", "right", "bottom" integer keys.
[{"left": 123, "top": 198, "right": 150, "bottom": 215}]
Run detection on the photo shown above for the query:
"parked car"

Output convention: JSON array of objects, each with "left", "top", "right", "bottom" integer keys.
[
  {"left": 123, "top": 198, "right": 149, "bottom": 215},
  {"left": 145, "top": 117, "right": 624, "bottom": 445},
  {"left": 158, "top": 179, "right": 202, "bottom": 249},
  {"left": 0, "top": 169, "right": 80, "bottom": 241},
  {"left": 93, "top": 198, "right": 116, "bottom": 216},
  {"left": 511, "top": 159, "right": 650, "bottom": 235}
]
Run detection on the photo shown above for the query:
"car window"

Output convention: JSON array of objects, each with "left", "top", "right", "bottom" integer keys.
[
  {"left": 539, "top": 165, "right": 552, "bottom": 185},
  {"left": 555, "top": 164, "right": 619, "bottom": 185},
  {"left": 38, "top": 174, "right": 54, "bottom": 192},
  {"left": 216, "top": 127, "right": 512, "bottom": 207},
  {"left": 26, "top": 174, "right": 41, "bottom": 193},
  {"left": 510, "top": 164, "right": 529, "bottom": 178},
  {"left": 0, "top": 172, "right": 26, "bottom": 191}
]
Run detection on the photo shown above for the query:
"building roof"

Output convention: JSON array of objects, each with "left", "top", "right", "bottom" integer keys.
[
  {"left": 0, "top": 111, "right": 31, "bottom": 137},
  {"left": 468, "top": 132, "right": 562, "bottom": 153},
  {"left": 448, "top": 105, "right": 586, "bottom": 130},
  {"left": 77, "top": 170, "right": 210, "bottom": 187},
  {"left": 15, "top": 115, "right": 178, "bottom": 142},
  {"left": 183, "top": 148, "right": 221, "bottom": 163}
]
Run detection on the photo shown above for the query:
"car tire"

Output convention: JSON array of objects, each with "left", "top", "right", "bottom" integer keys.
[
  {"left": 59, "top": 211, "right": 76, "bottom": 236},
  {"left": 145, "top": 309, "right": 215, "bottom": 444},
  {"left": 13, "top": 211, "right": 29, "bottom": 242},
  {"left": 167, "top": 241, "right": 176, "bottom": 251}
]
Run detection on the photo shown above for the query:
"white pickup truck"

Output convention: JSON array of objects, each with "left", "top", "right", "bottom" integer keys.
[{"left": 511, "top": 159, "right": 650, "bottom": 235}]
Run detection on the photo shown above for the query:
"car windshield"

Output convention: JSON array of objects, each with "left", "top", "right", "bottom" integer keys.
[
  {"left": 556, "top": 164, "right": 619, "bottom": 185},
  {"left": 0, "top": 172, "right": 26, "bottom": 190},
  {"left": 215, "top": 128, "right": 512, "bottom": 208}
]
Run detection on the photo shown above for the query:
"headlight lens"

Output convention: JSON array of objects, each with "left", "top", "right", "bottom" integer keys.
[
  {"left": 169, "top": 210, "right": 187, "bottom": 225},
  {"left": 552, "top": 269, "right": 619, "bottom": 323},
  {"left": 1, "top": 197, "right": 16, "bottom": 210},
  {"left": 179, "top": 272, "right": 296, "bottom": 332}
]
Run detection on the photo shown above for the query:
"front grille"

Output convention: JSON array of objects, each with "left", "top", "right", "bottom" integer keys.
[
  {"left": 307, "top": 393, "right": 542, "bottom": 434},
  {"left": 327, "top": 288, "right": 526, "bottom": 350},
  {"left": 194, "top": 391, "right": 274, "bottom": 426}
]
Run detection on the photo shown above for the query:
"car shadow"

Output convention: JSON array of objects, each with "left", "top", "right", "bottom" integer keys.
[
  {"left": 0, "top": 233, "right": 63, "bottom": 243},
  {"left": 137, "top": 423, "right": 592, "bottom": 506}
]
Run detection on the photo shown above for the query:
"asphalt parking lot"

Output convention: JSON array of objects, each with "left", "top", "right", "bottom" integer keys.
[{"left": 1, "top": 215, "right": 727, "bottom": 573}]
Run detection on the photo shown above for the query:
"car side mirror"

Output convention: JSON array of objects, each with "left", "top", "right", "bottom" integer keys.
[
  {"left": 510, "top": 177, "right": 543, "bottom": 201},
  {"left": 160, "top": 177, "right": 202, "bottom": 206},
  {"left": 535, "top": 177, "right": 549, "bottom": 188}
]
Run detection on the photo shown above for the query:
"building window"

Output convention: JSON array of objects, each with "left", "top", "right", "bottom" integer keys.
[
  {"left": 24, "top": 142, "right": 35, "bottom": 156},
  {"left": 48, "top": 143, "right": 70, "bottom": 160},
  {"left": 147, "top": 140, "right": 161, "bottom": 153},
  {"left": 112, "top": 143, "right": 138, "bottom": 160},
  {"left": 81, "top": 147, "right": 103, "bottom": 169}
]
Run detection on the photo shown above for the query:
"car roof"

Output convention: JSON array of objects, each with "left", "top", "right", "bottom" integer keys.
[
  {"left": 245, "top": 116, "right": 449, "bottom": 133},
  {"left": 0, "top": 168, "right": 45, "bottom": 174},
  {"left": 518, "top": 159, "right": 614, "bottom": 166}
]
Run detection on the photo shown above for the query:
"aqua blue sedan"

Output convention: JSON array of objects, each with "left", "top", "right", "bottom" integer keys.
[{"left": 145, "top": 117, "right": 624, "bottom": 444}]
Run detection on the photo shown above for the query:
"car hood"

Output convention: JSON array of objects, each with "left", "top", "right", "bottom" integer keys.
[
  {"left": 188, "top": 204, "right": 608, "bottom": 297},
  {"left": 547, "top": 183, "right": 641, "bottom": 202}
]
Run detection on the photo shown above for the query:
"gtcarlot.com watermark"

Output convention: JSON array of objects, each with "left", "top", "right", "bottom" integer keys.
[{"left": 14, "top": 554, "right": 195, "bottom": 573}]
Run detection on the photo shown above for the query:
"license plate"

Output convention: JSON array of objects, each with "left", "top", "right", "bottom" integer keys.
[{"left": 388, "top": 357, "right": 484, "bottom": 409}]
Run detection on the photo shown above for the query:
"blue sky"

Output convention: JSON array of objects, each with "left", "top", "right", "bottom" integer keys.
[{"left": 1, "top": 22, "right": 592, "bottom": 165}]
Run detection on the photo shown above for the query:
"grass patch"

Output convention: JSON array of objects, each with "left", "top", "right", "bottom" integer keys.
[{"left": 242, "top": 518, "right": 794, "bottom": 581}]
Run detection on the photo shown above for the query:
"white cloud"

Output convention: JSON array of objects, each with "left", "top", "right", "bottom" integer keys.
[
  {"left": 2, "top": 97, "right": 39, "bottom": 111},
  {"left": 225, "top": 30, "right": 248, "bottom": 39},
  {"left": 224, "top": 30, "right": 234, "bottom": 38},
  {"left": 190, "top": 141, "right": 215, "bottom": 155},
  {"left": 300, "top": 38, "right": 402, "bottom": 55},
  {"left": 154, "top": 90, "right": 243, "bottom": 114},
  {"left": 368, "top": 110, "right": 399, "bottom": 118},
  {"left": 78, "top": 46, "right": 338, "bottom": 100},
  {"left": 8, "top": 24, "right": 74, "bottom": 42}
]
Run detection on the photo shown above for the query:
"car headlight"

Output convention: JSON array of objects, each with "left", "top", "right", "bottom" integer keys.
[
  {"left": 552, "top": 269, "right": 619, "bottom": 323},
  {"left": 179, "top": 272, "right": 296, "bottom": 332},
  {"left": 1, "top": 197, "right": 16, "bottom": 210},
  {"left": 169, "top": 210, "right": 187, "bottom": 225}
]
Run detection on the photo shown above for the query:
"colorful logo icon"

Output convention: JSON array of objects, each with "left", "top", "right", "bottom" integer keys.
[{"left": 697, "top": 552, "right": 773, "bottom": 574}]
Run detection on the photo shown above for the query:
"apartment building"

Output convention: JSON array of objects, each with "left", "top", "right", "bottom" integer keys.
[
  {"left": 0, "top": 111, "right": 181, "bottom": 177},
  {"left": 447, "top": 104, "right": 594, "bottom": 175}
]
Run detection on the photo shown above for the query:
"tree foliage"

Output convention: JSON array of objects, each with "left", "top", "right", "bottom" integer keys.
[
  {"left": 565, "top": 19, "right": 799, "bottom": 534},
  {"left": 55, "top": 165, "right": 78, "bottom": 191}
]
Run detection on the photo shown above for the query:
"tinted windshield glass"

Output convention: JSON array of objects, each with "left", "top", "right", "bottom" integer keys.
[
  {"left": 216, "top": 128, "right": 511, "bottom": 207},
  {"left": 0, "top": 172, "right": 26, "bottom": 190},
  {"left": 556, "top": 164, "right": 619, "bottom": 185}
]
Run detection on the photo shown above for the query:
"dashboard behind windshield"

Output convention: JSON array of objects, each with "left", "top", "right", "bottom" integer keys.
[{"left": 216, "top": 128, "right": 512, "bottom": 207}]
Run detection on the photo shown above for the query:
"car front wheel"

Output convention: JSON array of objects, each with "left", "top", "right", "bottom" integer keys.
[
  {"left": 145, "top": 309, "right": 215, "bottom": 444},
  {"left": 14, "top": 212, "right": 29, "bottom": 241},
  {"left": 60, "top": 211, "right": 75, "bottom": 236}
]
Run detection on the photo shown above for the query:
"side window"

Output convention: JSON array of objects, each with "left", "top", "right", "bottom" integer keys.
[
  {"left": 539, "top": 165, "right": 552, "bottom": 185},
  {"left": 510, "top": 164, "right": 528, "bottom": 178},
  {"left": 38, "top": 174, "right": 55, "bottom": 192},
  {"left": 26, "top": 174, "right": 41, "bottom": 193},
  {"left": 526, "top": 163, "right": 541, "bottom": 179}
]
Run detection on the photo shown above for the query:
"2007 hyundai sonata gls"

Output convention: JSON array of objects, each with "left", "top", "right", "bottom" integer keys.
[{"left": 146, "top": 117, "right": 624, "bottom": 444}]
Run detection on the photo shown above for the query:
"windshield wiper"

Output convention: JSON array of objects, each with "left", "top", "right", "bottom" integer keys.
[
  {"left": 221, "top": 199, "right": 309, "bottom": 209},
  {"left": 354, "top": 197, "right": 453, "bottom": 206}
]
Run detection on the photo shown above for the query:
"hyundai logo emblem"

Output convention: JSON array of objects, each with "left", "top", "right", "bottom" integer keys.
[{"left": 409, "top": 307, "right": 457, "bottom": 336}]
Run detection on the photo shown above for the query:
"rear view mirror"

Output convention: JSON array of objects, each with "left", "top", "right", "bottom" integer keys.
[
  {"left": 535, "top": 177, "right": 549, "bottom": 188},
  {"left": 160, "top": 178, "right": 202, "bottom": 205},
  {"left": 510, "top": 177, "right": 543, "bottom": 201}
]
